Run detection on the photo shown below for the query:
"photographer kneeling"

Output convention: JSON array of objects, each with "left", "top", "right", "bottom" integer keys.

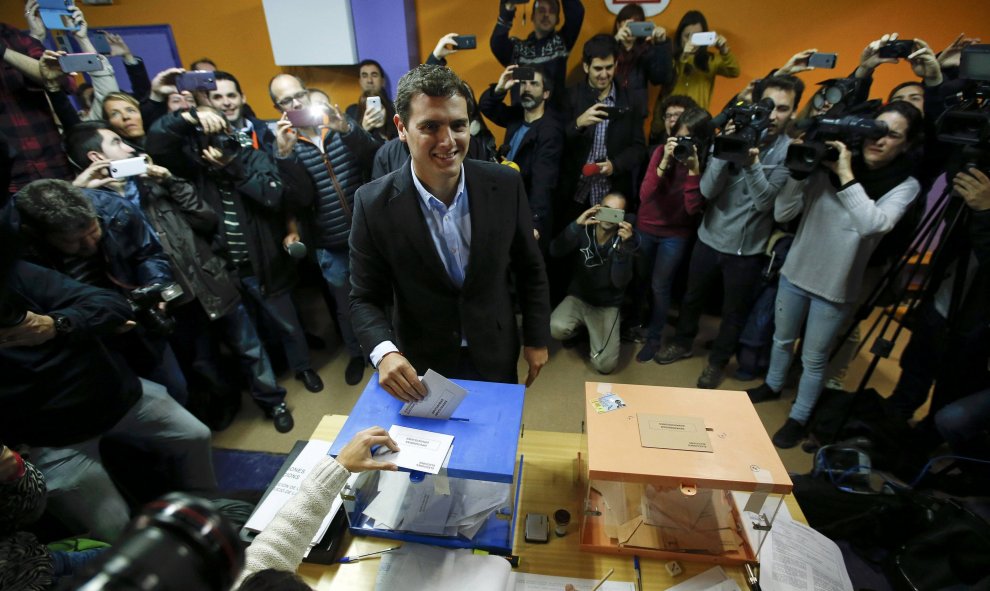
[{"left": 747, "top": 101, "right": 923, "bottom": 448}]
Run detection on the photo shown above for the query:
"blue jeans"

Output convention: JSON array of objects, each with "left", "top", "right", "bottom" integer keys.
[
  {"left": 30, "top": 379, "right": 215, "bottom": 542},
  {"left": 637, "top": 233, "right": 688, "bottom": 342},
  {"left": 316, "top": 248, "right": 362, "bottom": 358},
  {"left": 217, "top": 303, "right": 286, "bottom": 408},
  {"left": 239, "top": 276, "right": 312, "bottom": 373},
  {"left": 51, "top": 547, "right": 109, "bottom": 585},
  {"left": 146, "top": 341, "right": 188, "bottom": 406},
  {"left": 765, "top": 275, "right": 853, "bottom": 424}
]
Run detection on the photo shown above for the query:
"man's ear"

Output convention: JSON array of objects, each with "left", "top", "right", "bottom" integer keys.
[
  {"left": 87, "top": 150, "right": 108, "bottom": 164},
  {"left": 583, "top": 62, "right": 590, "bottom": 76},
  {"left": 394, "top": 114, "right": 407, "bottom": 141}
]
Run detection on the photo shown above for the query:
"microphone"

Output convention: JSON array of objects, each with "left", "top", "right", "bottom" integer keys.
[{"left": 582, "top": 162, "right": 601, "bottom": 177}]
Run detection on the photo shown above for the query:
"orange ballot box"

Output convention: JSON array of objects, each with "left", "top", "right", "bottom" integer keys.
[{"left": 581, "top": 382, "right": 792, "bottom": 567}]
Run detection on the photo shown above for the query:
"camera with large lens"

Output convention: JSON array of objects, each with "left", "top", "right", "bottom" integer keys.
[
  {"left": 936, "top": 44, "right": 990, "bottom": 179},
  {"left": 672, "top": 136, "right": 697, "bottom": 162},
  {"left": 785, "top": 114, "right": 889, "bottom": 175},
  {"left": 128, "top": 283, "right": 183, "bottom": 336},
  {"left": 61, "top": 493, "right": 244, "bottom": 591},
  {"left": 196, "top": 127, "right": 242, "bottom": 160},
  {"left": 711, "top": 98, "right": 774, "bottom": 164}
]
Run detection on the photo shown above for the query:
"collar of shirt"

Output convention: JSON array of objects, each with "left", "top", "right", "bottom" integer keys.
[{"left": 410, "top": 161, "right": 467, "bottom": 214}]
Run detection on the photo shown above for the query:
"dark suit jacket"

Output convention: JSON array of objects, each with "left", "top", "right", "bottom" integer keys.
[{"left": 349, "top": 159, "right": 551, "bottom": 381}]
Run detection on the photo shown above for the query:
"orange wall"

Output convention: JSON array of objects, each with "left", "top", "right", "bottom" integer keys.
[{"left": 2, "top": 1, "right": 987, "bottom": 138}]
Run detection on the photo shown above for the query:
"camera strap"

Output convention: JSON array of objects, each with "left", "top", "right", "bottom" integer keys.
[{"left": 322, "top": 154, "right": 352, "bottom": 222}]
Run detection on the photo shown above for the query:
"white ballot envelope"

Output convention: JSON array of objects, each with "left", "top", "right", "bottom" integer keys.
[
  {"left": 400, "top": 370, "right": 468, "bottom": 419},
  {"left": 378, "top": 425, "right": 455, "bottom": 475}
]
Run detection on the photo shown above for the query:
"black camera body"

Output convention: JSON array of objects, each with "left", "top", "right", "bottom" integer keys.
[
  {"left": 786, "top": 114, "right": 888, "bottom": 175},
  {"left": 711, "top": 98, "right": 774, "bottom": 164},
  {"left": 195, "top": 126, "right": 242, "bottom": 160},
  {"left": 672, "top": 136, "right": 697, "bottom": 163},
  {"left": 129, "top": 283, "right": 183, "bottom": 336}
]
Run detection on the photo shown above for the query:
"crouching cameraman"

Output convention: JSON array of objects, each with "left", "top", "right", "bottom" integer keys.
[{"left": 14, "top": 179, "right": 191, "bottom": 405}]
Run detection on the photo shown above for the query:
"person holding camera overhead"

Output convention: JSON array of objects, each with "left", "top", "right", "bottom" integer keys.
[
  {"left": 612, "top": 4, "right": 675, "bottom": 121},
  {"left": 655, "top": 75, "right": 802, "bottom": 389},
  {"left": 747, "top": 101, "right": 923, "bottom": 448},
  {"left": 634, "top": 107, "right": 710, "bottom": 363}
]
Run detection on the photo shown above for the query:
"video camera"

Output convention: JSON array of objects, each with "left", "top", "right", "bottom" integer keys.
[
  {"left": 936, "top": 44, "right": 990, "bottom": 178},
  {"left": 129, "top": 283, "right": 183, "bottom": 336},
  {"left": 710, "top": 98, "right": 774, "bottom": 165},
  {"left": 60, "top": 493, "right": 244, "bottom": 591}
]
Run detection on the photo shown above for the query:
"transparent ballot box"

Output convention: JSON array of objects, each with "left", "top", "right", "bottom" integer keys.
[
  {"left": 580, "top": 383, "right": 792, "bottom": 565},
  {"left": 329, "top": 379, "right": 524, "bottom": 555}
]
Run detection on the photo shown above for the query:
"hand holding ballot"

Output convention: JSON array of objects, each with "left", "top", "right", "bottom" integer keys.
[
  {"left": 337, "top": 426, "right": 401, "bottom": 473},
  {"left": 379, "top": 352, "right": 428, "bottom": 402}
]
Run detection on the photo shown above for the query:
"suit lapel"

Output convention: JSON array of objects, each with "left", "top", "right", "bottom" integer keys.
[
  {"left": 389, "top": 163, "right": 459, "bottom": 292},
  {"left": 462, "top": 161, "right": 496, "bottom": 292}
]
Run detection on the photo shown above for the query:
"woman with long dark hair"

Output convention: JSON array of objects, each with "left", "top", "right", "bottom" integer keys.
[
  {"left": 666, "top": 10, "right": 739, "bottom": 110},
  {"left": 612, "top": 4, "right": 674, "bottom": 118},
  {"left": 635, "top": 107, "right": 711, "bottom": 361},
  {"left": 747, "top": 101, "right": 924, "bottom": 448}
]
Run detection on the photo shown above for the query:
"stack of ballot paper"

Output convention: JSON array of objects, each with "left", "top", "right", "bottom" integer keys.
[
  {"left": 242, "top": 440, "right": 342, "bottom": 556},
  {"left": 375, "top": 543, "right": 636, "bottom": 591}
]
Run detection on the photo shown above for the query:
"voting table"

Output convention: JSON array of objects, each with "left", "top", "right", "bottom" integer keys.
[{"left": 294, "top": 415, "right": 806, "bottom": 589}]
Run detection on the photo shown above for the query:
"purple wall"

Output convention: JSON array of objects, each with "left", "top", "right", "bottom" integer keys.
[{"left": 349, "top": 0, "right": 419, "bottom": 99}]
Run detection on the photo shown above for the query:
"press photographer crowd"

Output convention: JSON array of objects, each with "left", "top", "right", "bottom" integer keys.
[{"left": 1, "top": 0, "right": 988, "bottom": 589}]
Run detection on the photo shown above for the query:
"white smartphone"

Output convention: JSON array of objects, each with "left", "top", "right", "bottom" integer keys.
[
  {"left": 109, "top": 156, "right": 148, "bottom": 179},
  {"left": 366, "top": 96, "right": 382, "bottom": 111},
  {"left": 690, "top": 31, "right": 717, "bottom": 46}
]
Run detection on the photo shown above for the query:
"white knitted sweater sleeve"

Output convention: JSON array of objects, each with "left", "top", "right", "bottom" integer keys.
[{"left": 233, "top": 456, "right": 351, "bottom": 589}]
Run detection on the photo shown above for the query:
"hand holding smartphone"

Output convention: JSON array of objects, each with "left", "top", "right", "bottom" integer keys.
[
  {"left": 57, "top": 53, "right": 101, "bottom": 74},
  {"left": 175, "top": 71, "right": 217, "bottom": 93},
  {"left": 451, "top": 35, "right": 477, "bottom": 50},
  {"left": 109, "top": 156, "right": 148, "bottom": 179},
  {"left": 626, "top": 22, "right": 655, "bottom": 38},
  {"left": 690, "top": 31, "right": 717, "bottom": 46},
  {"left": 366, "top": 96, "right": 382, "bottom": 111}
]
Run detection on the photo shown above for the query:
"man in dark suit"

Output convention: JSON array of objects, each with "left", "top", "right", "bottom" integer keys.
[{"left": 349, "top": 65, "right": 551, "bottom": 402}]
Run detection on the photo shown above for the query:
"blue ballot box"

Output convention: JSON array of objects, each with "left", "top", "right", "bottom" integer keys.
[{"left": 328, "top": 378, "right": 525, "bottom": 554}]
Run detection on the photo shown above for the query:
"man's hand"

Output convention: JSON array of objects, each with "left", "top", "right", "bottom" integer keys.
[
  {"left": 335, "top": 426, "right": 400, "bottom": 473},
  {"left": 523, "top": 346, "right": 548, "bottom": 387},
  {"left": 778, "top": 49, "right": 817, "bottom": 76},
  {"left": 577, "top": 204, "right": 601, "bottom": 226},
  {"left": 72, "top": 160, "right": 117, "bottom": 189},
  {"left": 743, "top": 147, "right": 760, "bottom": 169},
  {"left": 433, "top": 32, "right": 461, "bottom": 61},
  {"left": 275, "top": 116, "right": 298, "bottom": 157},
  {"left": 937, "top": 33, "right": 982, "bottom": 70},
  {"left": 24, "top": 0, "right": 46, "bottom": 41},
  {"left": 150, "top": 67, "right": 184, "bottom": 101},
  {"left": 326, "top": 103, "right": 350, "bottom": 134},
  {"left": 907, "top": 39, "right": 942, "bottom": 86},
  {"left": 361, "top": 104, "right": 385, "bottom": 132},
  {"left": 495, "top": 65, "right": 518, "bottom": 95},
  {"left": 856, "top": 33, "right": 902, "bottom": 77},
  {"left": 378, "top": 352, "right": 427, "bottom": 402},
  {"left": 823, "top": 140, "right": 854, "bottom": 185},
  {"left": 144, "top": 163, "right": 172, "bottom": 184},
  {"left": 201, "top": 146, "right": 234, "bottom": 169},
  {"left": 617, "top": 220, "right": 634, "bottom": 242},
  {"left": 282, "top": 232, "right": 301, "bottom": 249},
  {"left": 599, "top": 159, "right": 614, "bottom": 177},
  {"left": 195, "top": 109, "right": 228, "bottom": 135},
  {"left": 954, "top": 168, "right": 990, "bottom": 211},
  {"left": 576, "top": 103, "right": 608, "bottom": 129},
  {"left": 68, "top": 6, "right": 88, "bottom": 40},
  {"left": 106, "top": 32, "right": 135, "bottom": 62},
  {"left": 0, "top": 311, "right": 56, "bottom": 348},
  {"left": 714, "top": 34, "right": 730, "bottom": 56}
]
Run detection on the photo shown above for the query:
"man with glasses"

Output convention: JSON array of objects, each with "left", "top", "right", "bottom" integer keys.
[{"left": 269, "top": 74, "right": 379, "bottom": 387}]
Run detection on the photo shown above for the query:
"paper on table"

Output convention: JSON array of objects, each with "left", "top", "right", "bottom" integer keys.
[
  {"left": 244, "top": 439, "right": 333, "bottom": 533},
  {"left": 666, "top": 566, "right": 741, "bottom": 591},
  {"left": 399, "top": 369, "right": 468, "bottom": 419},
  {"left": 375, "top": 543, "right": 512, "bottom": 591},
  {"left": 759, "top": 516, "right": 853, "bottom": 591},
  {"left": 382, "top": 425, "right": 454, "bottom": 474},
  {"left": 508, "top": 572, "right": 636, "bottom": 590}
]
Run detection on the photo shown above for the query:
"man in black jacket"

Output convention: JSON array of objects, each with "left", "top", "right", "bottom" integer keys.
[
  {"left": 559, "top": 34, "right": 646, "bottom": 227},
  {"left": 0, "top": 251, "right": 215, "bottom": 542},
  {"left": 479, "top": 64, "right": 564, "bottom": 243},
  {"left": 66, "top": 121, "right": 290, "bottom": 431},
  {"left": 270, "top": 73, "right": 380, "bottom": 386}
]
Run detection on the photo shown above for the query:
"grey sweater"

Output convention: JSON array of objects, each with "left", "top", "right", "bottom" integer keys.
[
  {"left": 775, "top": 171, "right": 921, "bottom": 303},
  {"left": 698, "top": 131, "right": 792, "bottom": 256}
]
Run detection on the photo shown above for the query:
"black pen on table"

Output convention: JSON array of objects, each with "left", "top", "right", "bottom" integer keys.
[{"left": 634, "top": 556, "right": 643, "bottom": 591}]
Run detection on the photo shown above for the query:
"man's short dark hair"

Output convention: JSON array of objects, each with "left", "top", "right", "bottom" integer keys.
[
  {"left": 658, "top": 95, "right": 700, "bottom": 116},
  {"left": 15, "top": 180, "right": 97, "bottom": 236},
  {"left": 268, "top": 73, "right": 307, "bottom": 104},
  {"left": 189, "top": 57, "right": 216, "bottom": 70},
  {"left": 65, "top": 120, "right": 112, "bottom": 170},
  {"left": 530, "top": 64, "right": 553, "bottom": 96},
  {"left": 887, "top": 81, "right": 924, "bottom": 104},
  {"left": 533, "top": 0, "right": 560, "bottom": 18},
  {"left": 762, "top": 75, "right": 805, "bottom": 111},
  {"left": 394, "top": 65, "right": 472, "bottom": 124},
  {"left": 358, "top": 59, "right": 384, "bottom": 76},
  {"left": 214, "top": 71, "right": 243, "bottom": 95},
  {"left": 238, "top": 569, "right": 311, "bottom": 591},
  {"left": 582, "top": 34, "right": 618, "bottom": 66}
]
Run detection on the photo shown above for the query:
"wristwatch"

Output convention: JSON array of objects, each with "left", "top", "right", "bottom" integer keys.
[{"left": 50, "top": 313, "right": 73, "bottom": 335}]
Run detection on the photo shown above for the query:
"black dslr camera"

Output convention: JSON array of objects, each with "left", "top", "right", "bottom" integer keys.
[
  {"left": 195, "top": 127, "right": 242, "bottom": 160},
  {"left": 711, "top": 98, "right": 774, "bottom": 165},
  {"left": 129, "top": 283, "right": 183, "bottom": 335},
  {"left": 672, "top": 136, "right": 698, "bottom": 162}
]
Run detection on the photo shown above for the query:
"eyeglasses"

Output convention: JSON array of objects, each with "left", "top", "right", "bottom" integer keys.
[
  {"left": 663, "top": 112, "right": 683, "bottom": 121},
  {"left": 276, "top": 91, "right": 309, "bottom": 108}
]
